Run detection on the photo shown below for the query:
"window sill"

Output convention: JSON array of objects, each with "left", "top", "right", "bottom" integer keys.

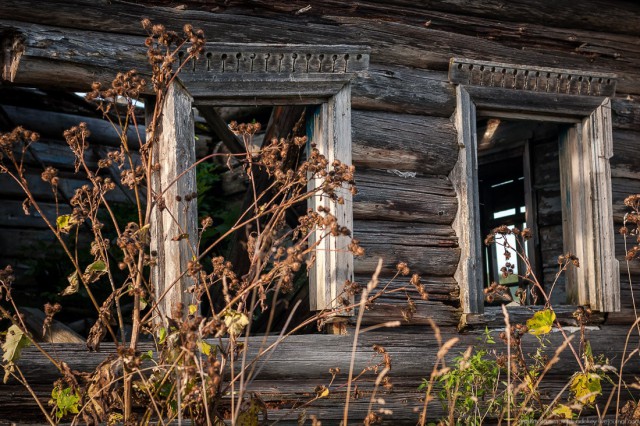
[{"left": 459, "top": 305, "right": 605, "bottom": 331}]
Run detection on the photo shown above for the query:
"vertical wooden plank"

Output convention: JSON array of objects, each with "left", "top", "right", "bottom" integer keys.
[
  {"left": 587, "top": 99, "right": 620, "bottom": 312},
  {"left": 148, "top": 81, "right": 198, "bottom": 322},
  {"left": 308, "top": 83, "right": 354, "bottom": 314},
  {"left": 560, "top": 101, "right": 619, "bottom": 312},
  {"left": 451, "top": 86, "right": 484, "bottom": 314},
  {"left": 558, "top": 126, "right": 584, "bottom": 305},
  {"left": 523, "top": 140, "right": 542, "bottom": 304}
]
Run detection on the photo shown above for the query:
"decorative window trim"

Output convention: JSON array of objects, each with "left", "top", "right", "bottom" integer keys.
[
  {"left": 449, "top": 58, "right": 617, "bottom": 97},
  {"left": 449, "top": 58, "right": 620, "bottom": 315},
  {"left": 150, "top": 44, "right": 369, "bottom": 320},
  {"left": 178, "top": 43, "right": 369, "bottom": 105}
]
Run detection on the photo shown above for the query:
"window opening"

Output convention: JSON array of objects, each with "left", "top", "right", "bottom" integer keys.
[
  {"left": 195, "top": 104, "right": 332, "bottom": 334},
  {"left": 477, "top": 118, "right": 571, "bottom": 307}
]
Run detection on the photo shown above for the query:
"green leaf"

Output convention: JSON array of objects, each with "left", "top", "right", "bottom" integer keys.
[
  {"left": 223, "top": 310, "right": 250, "bottom": 337},
  {"left": 60, "top": 271, "right": 80, "bottom": 296},
  {"left": 135, "top": 224, "right": 151, "bottom": 244},
  {"left": 49, "top": 386, "right": 80, "bottom": 420},
  {"left": 158, "top": 327, "right": 167, "bottom": 345},
  {"left": 56, "top": 214, "right": 77, "bottom": 233},
  {"left": 83, "top": 260, "right": 107, "bottom": 284},
  {"left": 197, "top": 340, "right": 212, "bottom": 356},
  {"left": 86, "top": 260, "right": 106, "bottom": 272},
  {"left": 188, "top": 304, "right": 198, "bottom": 316},
  {"left": 551, "top": 404, "right": 573, "bottom": 419},
  {"left": 484, "top": 326, "right": 496, "bottom": 344},
  {"left": 570, "top": 372, "right": 602, "bottom": 405},
  {"left": 140, "top": 350, "right": 154, "bottom": 361},
  {"left": 526, "top": 309, "right": 556, "bottom": 336},
  {"left": 2, "top": 325, "right": 31, "bottom": 383}
]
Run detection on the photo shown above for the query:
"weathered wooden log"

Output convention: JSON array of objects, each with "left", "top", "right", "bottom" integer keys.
[
  {"left": 0, "top": 199, "right": 69, "bottom": 230},
  {"left": 351, "top": 65, "right": 455, "bottom": 116},
  {"left": 360, "top": 300, "right": 461, "bottom": 327},
  {"left": 352, "top": 110, "right": 457, "bottom": 175},
  {"left": 148, "top": 81, "right": 198, "bottom": 321},
  {"left": 0, "top": 170, "right": 133, "bottom": 204},
  {"left": 2, "top": 17, "right": 640, "bottom": 129},
  {"left": 219, "top": 0, "right": 640, "bottom": 38},
  {"left": 0, "top": 19, "right": 457, "bottom": 117},
  {"left": 354, "top": 219, "right": 459, "bottom": 277},
  {"left": 4, "top": 325, "right": 640, "bottom": 423},
  {"left": 612, "top": 129, "right": 640, "bottom": 180},
  {"left": 354, "top": 169, "right": 457, "bottom": 224},
  {"left": 1, "top": 105, "right": 144, "bottom": 149},
  {"left": 354, "top": 274, "right": 459, "bottom": 303},
  {"left": 3, "top": 0, "right": 640, "bottom": 95},
  {"left": 462, "top": 305, "right": 605, "bottom": 329},
  {"left": 20, "top": 306, "right": 84, "bottom": 344}
]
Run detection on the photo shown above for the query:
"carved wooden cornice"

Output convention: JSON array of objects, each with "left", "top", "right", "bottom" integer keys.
[
  {"left": 179, "top": 43, "right": 370, "bottom": 102},
  {"left": 449, "top": 58, "right": 617, "bottom": 97},
  {"left": 191, "top": 43, "right": 370, "bottom": 75}
]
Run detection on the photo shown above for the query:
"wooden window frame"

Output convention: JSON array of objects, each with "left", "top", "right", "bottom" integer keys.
[
  {"left": 449, "top": 58, "right": 620, "bottom": 316},
  {"left": 150, "top": 44, "right": 369, "bottom": 320}
]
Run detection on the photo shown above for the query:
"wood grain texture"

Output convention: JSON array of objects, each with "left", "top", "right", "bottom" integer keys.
[
  {"left": 354, "top": 169, "right": 457, "bottom": 224},
  {"left": 354, "top": 220, "right": 459, "bottom": 277},
  {"left": 308, "top": 84, "right": 354, "bottom": 313},
  {"left": 450, "top": 86, "right": 483, "bottom": 314},
  {"left": 449, "top": 58, "right": 617, "bottom": 97},
  {"left": 352, "top": 110, "right": 458, "bottom": 174},
  {"left": 4, "top": 0, "right": 640, "bottom": 95},
  {"left": 149, "top": 81, "right": 198, "bottom": 321},
  {"left": 5, "top": 326, "right": 640, "bottom": 423}
]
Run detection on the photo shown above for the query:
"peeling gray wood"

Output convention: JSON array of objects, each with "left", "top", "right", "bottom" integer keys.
[
  {"left": 354, "top": 169, "right": 457, "bottom": 224},
  {"left": 450, "top": 86, "right": 483, "bottom": 314},
  {"left": 308, "top": 84, "right": 354, "bottom": 313},
  {"left": 7, "top": 326, "right": 640, "bottom": 423},
  {"left": 148, "top": 81, "right": 198, "bottom": 321},
  {"left": 559, "top": 102, "right": 620, "bottom": 312},
  {"left": 351, "top": 110, "right": 458, "bottom": 174}
]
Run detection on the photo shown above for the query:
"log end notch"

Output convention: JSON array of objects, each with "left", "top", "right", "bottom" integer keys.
[{"left": 1, "top": 31, "right": 24, "bottom": 83}]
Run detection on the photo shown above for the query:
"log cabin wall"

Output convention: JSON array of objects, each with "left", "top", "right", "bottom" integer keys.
[
  {"left": 0, "top": 0, "right": 639, "bottom": 341},
  {"left": 1, "top": 1, "right": 640, "bottom": 423}
]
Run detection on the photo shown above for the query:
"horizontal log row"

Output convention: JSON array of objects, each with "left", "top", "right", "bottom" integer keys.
[
  {"left": 219, "top": 0, "right": 640, "bottom": 38},
  {"left": 3, "top": 0, "right": 640, "bottom": 95},
  {"left": 354, "top": 219, "right": 459, "bottom": 278},
  {"left": 353, "top": 274, "right": 459, "bottom": 303},
  {"left": 355, "top": 169, "right": 457, "bottom": 224},
  {"left": 352, "top": 110, "right": 457, "bottom": 174},
  {"left": 3, "top": 326, "right": 639, "bottom": 422},
  {"left": 2, "top": 17, "right": 640, "bottom": 126}
]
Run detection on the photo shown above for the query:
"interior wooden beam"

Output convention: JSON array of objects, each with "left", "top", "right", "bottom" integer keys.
[{"left": 197, "top": 105, "right": 245, "bottom": 155}]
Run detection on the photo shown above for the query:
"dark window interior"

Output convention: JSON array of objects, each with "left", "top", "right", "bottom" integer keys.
[{"left": 477, "top": 118, "right": 569, "bottom": 306}]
